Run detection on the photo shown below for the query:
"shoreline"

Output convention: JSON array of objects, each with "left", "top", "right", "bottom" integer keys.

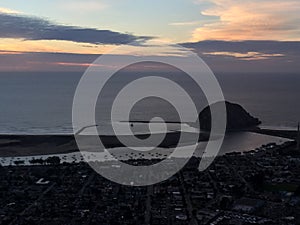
[
  {"left": 249, "top": 128, "right": 298, "bottom": 139},
  {"left": 0, "top": 132, "right": 209, "bottom": 157},
  {"left": 0, "top": 127, "right": 295, "bottom": 158},
  {"left": 0, "top": 139, "right": 295, "bottom": 167}
]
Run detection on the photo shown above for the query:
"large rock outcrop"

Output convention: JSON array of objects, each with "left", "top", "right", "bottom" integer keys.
[{"left": 199, "top": 101, "right": 261, "bottom": 131}]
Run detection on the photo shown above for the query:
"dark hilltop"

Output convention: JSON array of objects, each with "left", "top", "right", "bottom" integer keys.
[{"left": 199, "top": 101, "right": 262, "bottom": 131}]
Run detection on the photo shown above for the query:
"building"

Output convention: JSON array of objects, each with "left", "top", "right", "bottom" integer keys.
[{"left": 233, "top": 198, "right": 265, "bottom": 214}]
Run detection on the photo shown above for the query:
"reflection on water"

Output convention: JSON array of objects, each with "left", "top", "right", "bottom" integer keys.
[{"left": 197, "top": 132, "right": 289, "bottom": 157}]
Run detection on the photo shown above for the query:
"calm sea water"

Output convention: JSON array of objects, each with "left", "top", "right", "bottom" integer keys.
[{"left": 0, "top": 71, "right": 299, "bottom": 134}]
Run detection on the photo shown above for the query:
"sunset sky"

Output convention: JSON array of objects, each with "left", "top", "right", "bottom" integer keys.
[{"left": 0, "top": 0, "right": 300, "bottom": 72}]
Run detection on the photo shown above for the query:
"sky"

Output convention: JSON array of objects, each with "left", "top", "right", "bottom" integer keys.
[{"left": 0, "top": 0, "right": 300, "bottom": 72}]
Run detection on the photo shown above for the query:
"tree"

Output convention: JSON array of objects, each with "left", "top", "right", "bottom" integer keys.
[{"left": 46, "top": 156, "right": 60, "bottom": 165}]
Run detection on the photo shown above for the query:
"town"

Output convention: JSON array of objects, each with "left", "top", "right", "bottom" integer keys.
[{"left": 0, "top": 141, "right": 300, "bottom": 225}]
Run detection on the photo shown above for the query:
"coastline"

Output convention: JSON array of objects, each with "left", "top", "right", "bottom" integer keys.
[
  {"left": 249, "top": 127, "right": 298, "bottom": 139},
  {"left": 0, "top": 129, "right": 292, "bottom": 167},
  {"left": 0, "top": 137, "right": 295, "bottom": 167},
  {"left": 0, "top": 132, "right": 210, "bottom": 158},
  {"left": 0, "top": 124, "right": 295, "bottom": 160}
]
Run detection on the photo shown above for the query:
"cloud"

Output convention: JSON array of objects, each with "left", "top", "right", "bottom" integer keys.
[
  {"left": 0, "top": 42, "right": 299, "bottom": 73},
  {"left": 181, "top": 40, "right": 300, "bottom": 73},
  {"left": 0, "top": 50, "right": 23, "bottom": 55},
  {"left": 0, "top": 7, "right": 20, "bottom": 14},
  {"left": 0, "top": 13, "right": 151, "bottom": 45},
  {"left": 53, "top": 62, "right": 110, "bottom": 68},
  {"left": 192, "top": 0, "right": 300, "bottom": 41},
  {"left": 0, "top": 52, "right": 100, "bottom": 71},
  {"left": 182, "top": 40, "right": 300, "bottom": 55},
  {"left": 203, "top": 51, "right": 284, "bottom": 60},
  {"left": 169, "top": 21, "right": 199, "bottom": 26}
]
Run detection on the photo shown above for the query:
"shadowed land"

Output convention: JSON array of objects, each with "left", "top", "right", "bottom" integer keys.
[
  {"left": 0, "top": 132, "right": 210, "bottom": 157},
  {"left": 250, "top": 128, "right": 298, "bottom": 140}
]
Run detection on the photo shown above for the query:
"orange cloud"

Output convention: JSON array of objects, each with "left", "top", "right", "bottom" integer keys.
[
  {"left": 54, "top": 62, "right": 111, "bottom": 67},
  {"left": 0, "top": 50, "right": 23, "bottom": 55},
  {"left": 193, "top": 0, "right": 300, "bottom": 41},
  {"left": 0, "top": 38, "right": 114, "bottom": 54},
  {"left": 203, "top": 51, "right": 284, "bottom": 60}
]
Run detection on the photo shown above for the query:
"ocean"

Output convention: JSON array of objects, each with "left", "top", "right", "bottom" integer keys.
[
  {"left": 0, "top": 71, "right": 299, "bottom": 134},
  {"left": 0, "top": 71, "right": 297, "bottom": 155}
]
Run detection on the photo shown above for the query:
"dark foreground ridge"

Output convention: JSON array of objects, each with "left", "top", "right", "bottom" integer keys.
[{"left": 1, "top": 141, "right": 300, "bottom": 224}]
